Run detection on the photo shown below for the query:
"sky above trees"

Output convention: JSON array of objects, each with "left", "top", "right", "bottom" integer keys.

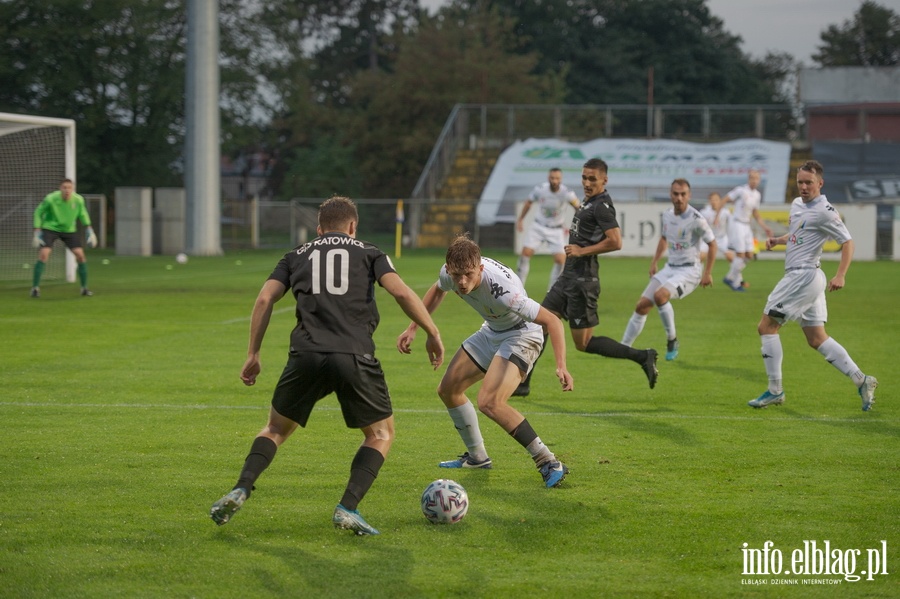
[{"left": 1, "top": 0, "right": 896, "bottom": 200}]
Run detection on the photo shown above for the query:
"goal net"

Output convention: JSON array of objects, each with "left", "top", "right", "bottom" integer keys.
[{"left": 0, "top": 112, "right": 76, "bottom": 282}]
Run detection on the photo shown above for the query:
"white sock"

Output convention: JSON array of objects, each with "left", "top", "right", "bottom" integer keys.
[
  {"left": 447, "top": 401, "right": 488, "bottom": 461},
  {"left": 621, "top": 312, "right": 647, "bottom": 346},
  {"left": 733, "top": 257, "right": 747, "bottom": 284},
  {"left": 517, "top": 255, "right": 530, "bottom": 284},
  {"left": 548, "top": 262, "right": 563, "bottom": 289},
  {"left": 761, "top": 334, "right": 783, "bottom": 394},
  {"left": 657, "top": 301, "right": 676, "bottom": 341},
  {"left": 816, "top": 337, "right": 866, "bottom": 387},
  {"left": 526, "top": 437, "right": 555, "bottom": 466},
  {"left": 726, "top": 258, "right": 739, "bottom": 282}
]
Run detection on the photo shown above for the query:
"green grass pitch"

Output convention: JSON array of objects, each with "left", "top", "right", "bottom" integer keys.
[{"left": 1, "top": 247, "right": 897, "bottom": 598}]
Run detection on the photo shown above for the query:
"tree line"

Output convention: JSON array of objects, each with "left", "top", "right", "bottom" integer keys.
[{"left": 1, "top": 0, "right": 897, "bottom": 201}]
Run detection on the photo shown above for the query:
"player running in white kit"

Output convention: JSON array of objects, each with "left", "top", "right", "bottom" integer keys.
[
  {"left": 516, "top": 168, "right": 580, "bottom": 290},
  {"left": 720, "top": 170, "right": 772, "bottom": 291},
  {"left": 621, "top": 179, "right": 716, "bottom": 361},
  {"left": 700, "top": 192, "right": 734, "bottom": 265},
  {"left": 749, "top": 160, "right": 878, "bottom": 411}
]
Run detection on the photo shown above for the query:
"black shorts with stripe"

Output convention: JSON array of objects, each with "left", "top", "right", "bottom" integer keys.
[{"left": 271, "top": 351, "right": 391, "bottom": 429}]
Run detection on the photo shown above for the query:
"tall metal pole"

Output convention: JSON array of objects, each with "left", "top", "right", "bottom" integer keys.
[{"left": 185, "top": 0, "right": 222, "bottom": 255}]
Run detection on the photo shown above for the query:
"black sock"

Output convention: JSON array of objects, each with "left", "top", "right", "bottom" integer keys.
[
  {"left": 585, "top": 336, "right": 645, "bottom": 362},
  {"left": 339, "top": 446, "right": 385, "bottom": 511},
  {"left": 510, "top": 419, "right": 538, "bottom": 448},
  {"left": 235, "top": 436, "right": 278, "bottom": 497},
  {"left": 521, "top": 334, "right": 548, "bottom": 388}
]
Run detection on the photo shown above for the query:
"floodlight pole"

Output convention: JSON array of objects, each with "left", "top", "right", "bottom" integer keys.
[{"left": 185, "top": 0, "right": 223, "bottom": 256}]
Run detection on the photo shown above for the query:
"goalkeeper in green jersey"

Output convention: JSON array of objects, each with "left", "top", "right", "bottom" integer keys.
[{"left": 31, "top": 178, "right": 97, "bottom": 298}]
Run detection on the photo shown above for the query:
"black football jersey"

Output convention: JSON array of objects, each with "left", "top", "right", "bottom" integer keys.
[
  {"left": 565, "top": 191, "right": 619, "bottom": 279},
  {"left": 268, "top": 233, "right": 396, "bottom": 355}
]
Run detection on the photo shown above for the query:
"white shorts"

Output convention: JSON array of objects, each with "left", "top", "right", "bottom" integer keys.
[
  {"left": 763, "top": 268, "right": 827, "bottom": 326},
  {"left": 641, "top": 264, "right": 701, "bottom": 301},
  {"left": 522, "top": 222, "right": 566, "bottom": 255},
  {"left": 729, "top": 221, "right": 755, "bottom": 254},
  {"left": 700, "top": 237, "right": 729, "bottom": 258},
  {"left": 462, "top": 321, "right": 545, "bottom": 375}
]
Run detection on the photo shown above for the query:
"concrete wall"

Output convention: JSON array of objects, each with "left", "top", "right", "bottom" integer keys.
[
  {"left": 115, "top": 187, "right": 152, "bottom": 256},
  {"left": 154, "top": 187, "right": 186, "bottom": 255}
]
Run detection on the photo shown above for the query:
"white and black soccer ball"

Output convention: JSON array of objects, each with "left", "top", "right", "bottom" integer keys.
[
  {"left": 421, "top": 479, "right": 468, "bottom": 524},
  {"left": 175, "top": 252, "right": 188, "bottom": 264}
]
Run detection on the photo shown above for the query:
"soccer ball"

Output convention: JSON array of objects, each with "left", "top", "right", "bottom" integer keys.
[
  {"left": 175, "top": 253, "right": 188, "bottom": 264},
  {"left": 421, "top": 479, "right": 468, "bottom": 524}
]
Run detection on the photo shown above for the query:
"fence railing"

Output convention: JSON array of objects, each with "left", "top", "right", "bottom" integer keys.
[
  {"left": 214, "top": 195, "right": 894, "bottom": 259},
  {"left": 409, "top": 103, "right": 794, "bottom": 246}
]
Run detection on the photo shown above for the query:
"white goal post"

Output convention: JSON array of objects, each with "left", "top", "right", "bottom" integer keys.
[{"left": 0, "top": 112, "right": 78, "bottom": 283}]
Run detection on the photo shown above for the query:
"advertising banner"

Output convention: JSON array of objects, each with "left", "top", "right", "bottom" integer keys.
[
  {"left": 514, "top": 202, "right": 877, "bottom": 261},
  {"left": 478, "top": 137, "right": 792, "bottom": 226},
  {"left": 812, "top": 142, "right": 900, "bottom": 203}
]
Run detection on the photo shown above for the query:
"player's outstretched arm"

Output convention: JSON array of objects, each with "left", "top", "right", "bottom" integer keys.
[
  {"left": 383, "top": 274, "right": 444, "bottom": 369},
  {"left": 701, "top": 240, "right": 717, "bottom": 286},
  {"left": 241, "top": 279, "right": 287, "bottom": 386},
  {"left": 765, "top": 234, "right": 789, "bottom": 250},
  {"left": 649, "top": 235, "right": 667, "bottom": 277},
  {"left": 829, "top": 239, "right": 854, "bottom": 292},
  {"left": 753, "top": 208, "right": 773, "bottom": 237},
  {"left": 534, "top": 307, "right": 573, "bottom": 391}
]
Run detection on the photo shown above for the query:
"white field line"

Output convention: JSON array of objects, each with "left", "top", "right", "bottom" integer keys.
[
  {"left": 0, "top": 401, "right": 889, "bottom": 423},
  {"left": 220, "top": 306, "right": 294, "bottom": 325}
]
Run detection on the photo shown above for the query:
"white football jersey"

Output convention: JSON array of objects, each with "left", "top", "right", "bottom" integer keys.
[
  {"left": 727, "top": 184, "right": 762, "bottom": 223},
  {"left": 438, "top": 257, "right": 540, "bottom": 331},
  {"left": 661, "top": 206, "right": 715, "bottom": 265},
  {"left": 700, "top": 204, "right": 730, "bottom": 240},
  {"left": 527, "top": 182, "right": 579, "bottom": 228},
  {"left": 783, "top": 195, "right": 852, "bottom": 271}
]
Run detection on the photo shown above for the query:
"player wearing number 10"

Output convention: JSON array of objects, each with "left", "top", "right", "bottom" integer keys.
[{"left": 210, "top": 196, "right": 444, "bottom": 536}]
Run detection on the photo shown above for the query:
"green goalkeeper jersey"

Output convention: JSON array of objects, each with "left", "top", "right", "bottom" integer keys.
[{"left": 33, "top": 191, "right": 92, "bottom": 233}]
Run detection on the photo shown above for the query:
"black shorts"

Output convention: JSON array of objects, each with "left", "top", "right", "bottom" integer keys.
[
  {"left": 542, "top": 276, "right": 600, "bottom": 329},
  {"left": 41, "top": 229, "right": 82, "bottom": 250},
  {"left": 270, "top": 351, "right": 392, "bottom": 429}
]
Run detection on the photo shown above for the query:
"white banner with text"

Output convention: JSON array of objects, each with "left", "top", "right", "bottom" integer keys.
[{"left": 479, "top": 137, "right": 793, "bottom": 226}]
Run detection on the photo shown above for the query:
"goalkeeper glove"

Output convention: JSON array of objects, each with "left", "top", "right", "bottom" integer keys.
[
  {"left": 32, "top": 229, "right": 45, "bottom": 248},
  {"left": 86, "top": 227, "right": 98, "bottom": 248}
]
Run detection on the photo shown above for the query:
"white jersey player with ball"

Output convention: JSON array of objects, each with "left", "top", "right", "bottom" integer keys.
[
  {"left": 397, "top": 237, "right": 574, "bottom": 489},
  {"left": 749, "top": 160, "right": 878, "bottom": 411}
]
